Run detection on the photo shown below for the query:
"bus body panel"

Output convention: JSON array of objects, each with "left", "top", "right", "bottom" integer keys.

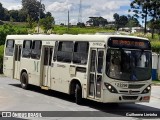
[
  {"left": 3, "top": 56, "right": 14, "bottom": 78},
  {"left": 50, "top": 62, "right": 72, "bottom": 94},
  {"left": 20, "top": 59, "right": 41, "bottom": 86}
]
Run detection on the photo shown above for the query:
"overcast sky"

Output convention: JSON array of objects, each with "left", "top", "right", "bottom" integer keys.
[{"left": 0, "top": 0, "right": 133, "bottom": 25}]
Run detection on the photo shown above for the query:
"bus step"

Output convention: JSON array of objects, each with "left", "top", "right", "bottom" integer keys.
[{"left": 41, "top": 86, "right": 49, "bottom": 90}]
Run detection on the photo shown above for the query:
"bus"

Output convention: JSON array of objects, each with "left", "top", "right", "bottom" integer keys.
[{"left": 3, "top": 34, "right": 152, "bottom": 104}]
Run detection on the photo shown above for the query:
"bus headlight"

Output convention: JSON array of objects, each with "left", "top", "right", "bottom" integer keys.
[
  {"left": 142, "top": 85, "right": 151, "bottom": 94},
  {"left": 104, "top": 83, "right": 118, "bottom": 93}
]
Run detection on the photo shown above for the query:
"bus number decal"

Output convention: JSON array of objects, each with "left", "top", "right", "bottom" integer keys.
[
  {"left": 116, "top": 83, "right": 128, "bottom": 88},
  {"left": 46, "top": 42, "right": 50, "bottom": 44},
  {"left": 93, "top": 43, "right": 103, "bottom": 46}
]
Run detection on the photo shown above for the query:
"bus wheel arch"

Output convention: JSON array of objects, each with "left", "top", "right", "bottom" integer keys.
[
  {"left": 20, "top": 69, "right": 29, "bottom": 89},
  {"left": 69, "top": 79, "right": 82, "bottom": 104}
]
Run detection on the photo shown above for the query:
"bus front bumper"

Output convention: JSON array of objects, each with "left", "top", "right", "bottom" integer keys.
[{"left": 102, "top": 90, "right": 151, "bottom": 103}]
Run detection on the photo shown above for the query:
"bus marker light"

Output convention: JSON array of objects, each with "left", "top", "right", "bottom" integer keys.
[{"left": 143, "top": 96, "right": 150, "bottom": 100}]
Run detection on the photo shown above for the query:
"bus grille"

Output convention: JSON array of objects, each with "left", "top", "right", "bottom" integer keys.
[
  {"left": 128, "top": 84, "right": 145, "bottom": 89},
  {"left": 122, "top": 96, "right": 138, "bottom": 100}
]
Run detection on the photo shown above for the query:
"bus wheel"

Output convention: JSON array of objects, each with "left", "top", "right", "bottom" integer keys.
[
  {"left": 75, "top": 84, "right": 82, "bottom": 104},
  {"left": 20, "top": 72, "right": 29, "bottom": 89}
]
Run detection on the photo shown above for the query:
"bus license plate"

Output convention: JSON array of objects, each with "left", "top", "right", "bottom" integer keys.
[{"left": 116, "top": 83, "right": 128, "bottom": 88}]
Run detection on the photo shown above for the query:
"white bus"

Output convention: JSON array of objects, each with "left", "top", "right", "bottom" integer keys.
[{"left": 3, "top": 34, "right": 152, "bottom": 104}]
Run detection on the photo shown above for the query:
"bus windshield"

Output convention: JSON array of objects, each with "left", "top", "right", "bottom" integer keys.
[{"left": 106, "top": 49, "right": 152, "bottom": 81}]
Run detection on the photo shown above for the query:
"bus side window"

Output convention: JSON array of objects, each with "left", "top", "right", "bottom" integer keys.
[
  {"left": 53, "top": 41, "right": 58, "bottom": 61},
  {"left": 22, "top": 40, "right": 32, "bottom": 58},
  {"left": 5, "top": 39, "right": 15, "bottom": 56},
  {"left": 73, "top": 42, "right": 89, "bottom": 65},
  {"left": 31, "top": 40, "right": 42, "bottom": 60},
  {"left": 57, "top": 41, "right": 73, "bottom": 63}
]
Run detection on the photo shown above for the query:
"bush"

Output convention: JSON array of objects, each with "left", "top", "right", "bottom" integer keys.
[
  {"left": 0, "top": 20, "right": 4, "bottom": 25},
  {"left": 0, "top": 23, "right": 28, "bottom": 45},
  {"left": 151, "top": 41, "right": 160, "bottom": 53},
  {"left": 0, "top": 45, "right": 4, "bottom": 74}
]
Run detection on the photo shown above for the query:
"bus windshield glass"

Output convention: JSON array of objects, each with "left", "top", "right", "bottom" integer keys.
[{"left": 106, "top": 49, "right": 152, "bottom": 81}]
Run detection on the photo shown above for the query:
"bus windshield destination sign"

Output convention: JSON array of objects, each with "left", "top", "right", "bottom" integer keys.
[{"left": 108, "top": 37, "right": 151, "bottom": 50}]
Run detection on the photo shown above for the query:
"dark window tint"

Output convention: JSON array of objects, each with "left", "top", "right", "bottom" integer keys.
[
  {"left": 90, "top": 50, "right": 96, "bottom": 72},
  {"left": 18, "top": 46, "right": 22, "bottom": 61},
  {"left": 44, "top": 47, "right": 53, "bottom": 65},
  {"left": 97, "top": 51, "right": 104, "bottom": 73},
  {"left": 57, "top": 41, "right": 73, "bottom": 63},
  {"left": 44, "top": 48, "right": 49, "bottom": 65},
  {"left": 5, "top": 39, "right": 15, "bottom": 56},
  {"left": 22, "top": 40, "right": 32, "bottom": 58},
  {"left": 15, "top": 46, "right": 18, "bottom": 61},
  {"left": 31, "top": 41, "right": 42, "bottom": 60},
  {"left": 53, "top": 41, "right": 58, "bottom": 61},
  {"left": 15, "top": 46, "right": 22, "bottom": 61},
  {"left": 73, "top": 42, "right": 89, "bottom": 65}
]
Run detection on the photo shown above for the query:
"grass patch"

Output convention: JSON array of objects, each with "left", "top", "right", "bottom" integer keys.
[
  {"left": 53, "top": 25, "right": 115, "bottom": 34},
  {"left": 152, "top": 80, "right": 160, "bottom": 85}
]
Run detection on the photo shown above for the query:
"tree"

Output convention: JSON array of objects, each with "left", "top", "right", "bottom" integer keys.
[
  {"left": 18, "top": 10, "right": 27, "bottom": 22},
  {"left": 147, "top": 0, "right": 160, "bottom": 38},
  {"left": 113, "top": 13, "right": 120, "bottom": 30},
  {"left": 3, "top": 9, "right": 10, "bottom": 21},
  {"left": 113, "top": 13, "right": 128, "bottom": 30},
  {"left": 45, "top": 12, "right": 52, "bottom": 17},
  {"left": 150, "top": 20, "right": 160, "bottom": 40},
  {"left": 0, "top": 3, "right": 5, "bottom": 20},
  {"left": 130, "top": 0, "right": 150, "bottom": 34},
  {"left": 27, "top": 14, "right": 34, "bottom": 28},
  {"left": 22, "top": 0, "right": 45, "bottom": 21},
  {"left": 119, "top": 15, "right": 128, "bottom": 27},
  {"left": 40, "top": 16, "right": 54, "bottom": 33},
  {"left": 77, "top": 22, "right": 85, "bottom": 27},
  {"left": 126, "top": 15, "right": 140, "bottom": 27},
  {"left": 98, "top": 17, "right": 108, "bottom": 27},
  {"left": 9, "top": 10, "right": 19, "bottom": 22},
  {"left": 87, "top": 17, "right": 108, "bottom": 27}
]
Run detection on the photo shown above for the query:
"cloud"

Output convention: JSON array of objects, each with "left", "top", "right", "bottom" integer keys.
[
  {"left": 102, "top": 1, "right": 130, "bottom": 10},
  {"left": 70, "top": 19, "right": 77, "bottom": 25},
  {"left": 46, "top": 0, "right": 72, "bottom": 12},
  {"left": 1, "top": 0, "right": 132, "bottom": 23},
  {"left": 8, "top": 5, "right": 22, "bottom": 10}
]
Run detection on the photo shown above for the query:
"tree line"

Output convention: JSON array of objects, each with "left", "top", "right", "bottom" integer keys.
[
  {"left": 0, "top": 0, "right": 47, "bottom": 22},
  {"left": 113, "top": 13, "right": 140, "bottom": 31},
  {"left": 0, "top": 0, "right": 54, "bottom": 32},
  {"left": 86, "top": 14, "right": 140, "bottom": 31},
  {"left": 130, "top": 0, "right": 160, "bottom": 38}
]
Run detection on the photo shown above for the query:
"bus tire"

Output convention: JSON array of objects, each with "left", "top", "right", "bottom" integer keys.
[
  {"left": 20, "top": 72, "right": 29, "bottom": 89},
  {"left": 75, "top": 84, "right": 82, "bottom": 104}
]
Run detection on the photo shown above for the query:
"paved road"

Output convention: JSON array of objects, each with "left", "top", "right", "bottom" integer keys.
[{"left": 0, "top": 77, "right": 160, "bottom": 120}]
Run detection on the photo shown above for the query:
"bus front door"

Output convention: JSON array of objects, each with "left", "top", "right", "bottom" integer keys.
[
  {"left": 42, "top": 46, "right": 53, "bottom": 88},
  {"left": 14, "top": 45, "right": 22, "bottom": 79},
  {"left": 88, "top": 49, "right": 104, "bottom": 99}
]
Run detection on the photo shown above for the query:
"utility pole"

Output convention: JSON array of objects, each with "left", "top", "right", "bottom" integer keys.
[
  {"left": 38, "top": 0, "right": 42, "bottom": 33},
  {"left": 67, "top": 10, "right": 69, "bottom": 31},
  {"left": 78, "top": 0, "right": 82, "bottom": 23}
]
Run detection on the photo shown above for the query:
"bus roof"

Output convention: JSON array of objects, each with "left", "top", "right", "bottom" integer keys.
[{"left": 6, "top": 34, "right": 149, "bottom": 42}]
